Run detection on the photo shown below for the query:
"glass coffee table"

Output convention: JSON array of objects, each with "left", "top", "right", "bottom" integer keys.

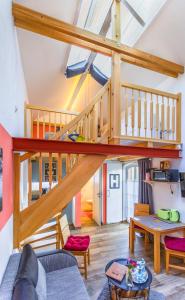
[{"left": 105, "top": 258, "right": 152, "bottom": 300}]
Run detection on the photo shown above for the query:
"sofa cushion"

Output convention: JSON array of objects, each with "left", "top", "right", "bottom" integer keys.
[
  {"left": 64, "top": 235, "right": 90, "bottom": 251},
  {"left": 164, "top": 236, "right": 185, "bottom": 252},
  {"left": 15, "top": 244, "right": 38, "bottom": 287},
  {"left": 36, "top": 261, "right": 47, "bottom": 300},
  {"left": 12, "top": 278, "right": 38, "bottom": 300},
  {"left": 0, "top": 254, "right": 21, "bottom": 300},
  {"left": 46, "top": 265, "right": 90, "bottom": 300}
]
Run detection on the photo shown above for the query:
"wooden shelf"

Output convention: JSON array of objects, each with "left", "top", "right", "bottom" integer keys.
[{"left": 144, "top": 180, "right": 179, "bottom": 185}]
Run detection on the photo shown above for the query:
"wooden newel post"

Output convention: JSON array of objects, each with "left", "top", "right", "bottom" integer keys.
[
  {"left": 110, "top": 0, "right": 121, "bottom": 141},
  {"left": 13, "top": 153, "right": 21, "bottom": 248}
]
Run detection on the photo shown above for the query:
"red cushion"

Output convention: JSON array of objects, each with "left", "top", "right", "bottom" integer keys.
[
  {"left": 164, "top": 236, "right": 185, "bottom": 252},
  {"left": 64, "top": 235, "right": 90, "bottom": 251}
]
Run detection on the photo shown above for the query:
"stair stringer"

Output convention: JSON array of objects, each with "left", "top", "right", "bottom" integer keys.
[{"left": 19, "top": 154, "right": 106, "bottom": 242}]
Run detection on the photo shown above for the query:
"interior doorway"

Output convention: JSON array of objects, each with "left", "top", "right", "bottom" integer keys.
[{"left": 80, "top": 169, "right": 102, "bottom": 227}]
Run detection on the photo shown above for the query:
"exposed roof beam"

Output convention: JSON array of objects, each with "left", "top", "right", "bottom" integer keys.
[
  {"left": 13, "top": 3, "right": 184, "bottom": 77},
  {"left": 121, "top": 0, "right": 145, "bottom": 27},
  {"left": 12, "top": 138, "right": 181, "bottom": 159},
  {"left": 64, "top": 0, "right": 83, "bottom": 69},
  {"left": 67, "top": 3, "right": 112, "bottom": 110}
]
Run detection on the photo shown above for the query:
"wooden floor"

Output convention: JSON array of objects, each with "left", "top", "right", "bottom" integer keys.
[{"left": 72, "top": 223, "right": 185, "bottom": 300}]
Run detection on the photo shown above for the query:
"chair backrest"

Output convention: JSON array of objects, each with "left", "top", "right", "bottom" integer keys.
[
  {"left": 134, "top": 203, "right": 150, "bottom": 217},
  {"left": 59, "top": 214, "right": 71, "bottom": 247}
]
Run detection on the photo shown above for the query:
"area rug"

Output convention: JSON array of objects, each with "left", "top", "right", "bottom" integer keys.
[{"left": 97, "top": 281, "right": 165, "bottom": 300}]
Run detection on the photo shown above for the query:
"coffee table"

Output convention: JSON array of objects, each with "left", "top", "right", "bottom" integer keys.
[{"left": 105, "top": 258, "right": 152, "bottom": 300}]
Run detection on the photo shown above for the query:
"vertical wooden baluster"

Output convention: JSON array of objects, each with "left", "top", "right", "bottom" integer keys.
[
  {"left": 43, "top": 112, "right": 45, "bottom": 139},
  {"left": 49, "top": 112, "right": 51, "bottom": 135},
  {"left": 93, "top": 104, "right": 98, "bottom": 142},
  {"left": 58, "top": 153, "right": 62, "bottom": 183},
  {"left": 37, "top": 111, "right": 40, "bottom": 139},
  {"left": 176, "top": 93, "right": 182, "bottom": 143},
  {"left": 144, "top": 92, "right": 147, "bottom": 137},
  {"left": 28, "top": 158, "right": 32, "bottom": 205},
  {"left": 65, "top": 114, "right": 67, "bottom": 126},
  {"left": 60, "top": 113, "right": 62, "bottom": 131},
  {"left": 138, "top": 90, "right": 141, "bottom": 137},
  {"left": 100, "top": 97, "right": 103, "bottom": 136},
  {"left": 31, "top": 109, "right": 33, "bottom": 138},
  {"left": 167, "top": 97, "right": 170, "bottom": 140},
  {"left": 131, "top": 89, "right": 135, "bottom": 136},
  {"left": 161, "top": 96, "right": 165, "bottom": 140},
  {"left": 13, "top": 153, "right": 21, "bottom": 248},
  {"left": 84, "top": 115, "right": 88, "bottom": 140},
  {"left": 66, "top": 154, "right": 71, "bottom": 174},
  {"left": 39, "top": 153, "right": 42, "bottom": 197},
  {"left": 125, "top": 88, "right": 128, "bottom": 136},
  {"left": 156, "top": 95, "right": 159, "bottom": 139},
  {"left": 49, "top": 153, "right": 52, "bottom": 190},
  {"left": 172, "top": 99, "right": 175, "bottom": 140},
  {"left": 54, "top": 112, "right": 57, "bottom": 133},
  {"left": 150, "top": 94, "right": 153, "bottom": 138}
]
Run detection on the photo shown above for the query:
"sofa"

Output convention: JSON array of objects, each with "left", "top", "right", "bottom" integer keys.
[{"left": 0, "top": 244, "right": 90, "bottom": 300}]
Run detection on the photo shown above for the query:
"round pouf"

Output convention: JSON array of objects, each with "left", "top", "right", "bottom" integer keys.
[{"left": 97, "top": 282, "right": 165, "bottom": 300}]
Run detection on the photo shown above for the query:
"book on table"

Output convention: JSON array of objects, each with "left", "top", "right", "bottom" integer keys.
[{"left": 106, "top": 262, "right": 128, "bottom": 282}]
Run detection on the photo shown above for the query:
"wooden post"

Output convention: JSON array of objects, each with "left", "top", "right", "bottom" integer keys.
[
  {"left": 13, "top": 153, "right": 21, "bottom": 248},
  {"left": 176, "top": 93, "right": 181, "bottom": 143},
  {"left": 28, "top": 158, "right": 32, "bottom": 205},
  {"left": 110, "top": 0, "right": 121, "bottom": 141},
  {"left": 39, "top": 153, "right": 42, "bottom": 197}
]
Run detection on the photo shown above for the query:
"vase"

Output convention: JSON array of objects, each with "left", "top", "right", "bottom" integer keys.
[{"left": 126, "top": 269, "right": 133, "bottom": 287}]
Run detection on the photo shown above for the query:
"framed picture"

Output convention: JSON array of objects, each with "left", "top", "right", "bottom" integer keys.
[
  {"left": 0, "top": 148, "right": 3, "bottom": 211},
  {"left": 109, "top": 174, "right": 120, "bottom": 189}
]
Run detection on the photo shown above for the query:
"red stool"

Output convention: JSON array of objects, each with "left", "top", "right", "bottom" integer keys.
[{"left": 164, "top": 236, "right": 185, "bottom": 273}]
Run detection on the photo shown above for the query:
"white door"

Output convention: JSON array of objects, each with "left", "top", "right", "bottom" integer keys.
[
  {"left": 107, "top": 162, "right": 123, "bottom": 223},
  {"left": 93, "top": 169, "right": 102, "bottom": 225}
]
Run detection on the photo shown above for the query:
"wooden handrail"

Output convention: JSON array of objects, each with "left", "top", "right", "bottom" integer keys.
[
  {"left": 25, "top": 104, "right": 79, "bottom": 116},
  {"left": 54, "top": 81, "right": 110, "bottom": 140},
  {"left": 121, "top": 82, "right": 179, "bottom": 99}
]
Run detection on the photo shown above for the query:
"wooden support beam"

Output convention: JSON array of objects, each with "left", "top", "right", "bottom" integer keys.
[
  {"left": 111, "top": 1, "right": 121, "bottom": 139},
  {"left": 12, "top": 3, "right": 184, "bottom": 77},
  {"left": 19, "top": 154, "right": 106, "bottom": 241},
  {"left": 12, "top": 138, "right": 181, "bottom": 159}
]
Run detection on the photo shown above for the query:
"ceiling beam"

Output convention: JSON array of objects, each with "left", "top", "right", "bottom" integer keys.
[
  {"left": 64, "top": 0, "right": 83, "bottom": 69},
  {"left": 13, "top": 3, "right": 184, "bottom": 77},
  {"left": 121, "top": 0, "right": 145, "bottom": 27},
  {"left": 67, "top": 3, "right": 112, "bottom": 110},
  {"left": 12, "top": 138, "right": 181, "bottom": 159}
]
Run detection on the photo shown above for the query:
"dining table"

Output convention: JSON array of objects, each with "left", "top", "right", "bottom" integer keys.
[{"left": 129, "top": 215, "right": 185, "bottom": 274}]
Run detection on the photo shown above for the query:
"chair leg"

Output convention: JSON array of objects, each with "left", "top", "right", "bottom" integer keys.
[
  {"left": 166, "top": 250, "right": 170, "bottom": 274},
  {"left": 88, "top": 249, "right": 90, "bottom": 265},
  {"left": 84, "top": 253, "right": 87, "bottom": 280}
]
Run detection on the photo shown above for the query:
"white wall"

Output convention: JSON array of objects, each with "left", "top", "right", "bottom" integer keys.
[{"left": 0, "top": 0, "right": 28, "bottom": 283}]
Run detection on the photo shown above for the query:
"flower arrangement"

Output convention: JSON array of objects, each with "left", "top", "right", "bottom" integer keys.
[
  {"left": 127, "top": 258, "right": 137, "bottom": 270},
  {"left": 126, "top": 258, "right": 137, "bottom": 287}
]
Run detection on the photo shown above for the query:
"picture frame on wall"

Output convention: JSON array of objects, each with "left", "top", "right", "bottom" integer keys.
[{"left": 0, "top": 148, "right": 3, "bottom": 211}]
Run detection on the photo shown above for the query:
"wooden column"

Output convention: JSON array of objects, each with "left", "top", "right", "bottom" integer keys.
[
  {"left": 110, "top": 0, "right": 121, "bottom": 141},
  {"left": 13, "top": 153, "right": 21, "bottom": 248}
]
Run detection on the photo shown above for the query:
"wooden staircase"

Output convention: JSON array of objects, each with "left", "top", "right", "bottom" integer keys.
[{"left": 14, "top": 151, "right": 106, "bottom": 248}]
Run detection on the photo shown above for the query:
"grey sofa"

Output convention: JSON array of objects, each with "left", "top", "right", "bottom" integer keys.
[{"left": 0, "top": 245, "right": 90, "bottom": 300}]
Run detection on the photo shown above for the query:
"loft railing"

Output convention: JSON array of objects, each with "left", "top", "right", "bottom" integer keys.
[
  {"left": 54, "top": 81, "right": 111, "bottom": 143},
  {"left": 25, "top": 81, "right": 181, "bottom": 146},
  {"left": 24, "top": 104, "right": 79, "bottom": 139},
  {"left": 119, "top": 82, "right": 181, "bottom": 144}
]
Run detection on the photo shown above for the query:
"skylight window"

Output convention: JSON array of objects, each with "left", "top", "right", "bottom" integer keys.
[{"left": 66, "top": 0, "right": 167, "bottom": 89}]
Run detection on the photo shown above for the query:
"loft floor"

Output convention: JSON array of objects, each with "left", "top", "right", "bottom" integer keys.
[{"left": 72, "top": 223, "right": 185, "bottom": 300}]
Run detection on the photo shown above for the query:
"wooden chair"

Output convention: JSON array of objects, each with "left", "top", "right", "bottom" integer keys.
[
  {"left": 131, "top": 203, "right": 150, "bottom": 249},
  {"left": 59, "top": 214, "right": 90, "bottom": 279},
  {"left": 164, "top": 236, "right": 185, "bottom": 273}
]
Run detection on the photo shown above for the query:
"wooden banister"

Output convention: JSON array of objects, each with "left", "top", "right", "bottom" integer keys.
[{"left": 54, "top": 81, "right": 110, "bottom": 140}]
